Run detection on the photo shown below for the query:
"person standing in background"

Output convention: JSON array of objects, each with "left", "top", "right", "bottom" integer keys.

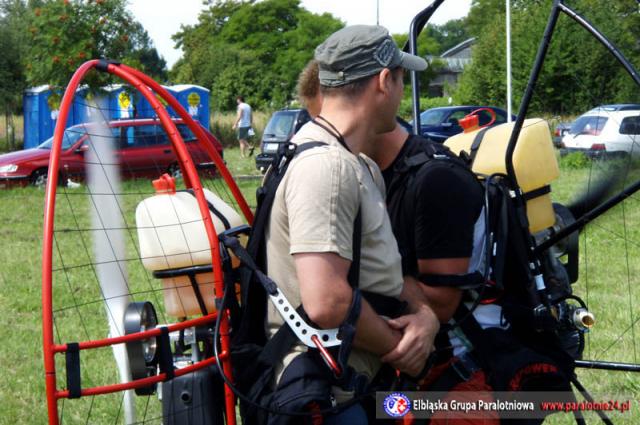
[{"left": 233, "top": 95, "right": 253, "bottom": 157}]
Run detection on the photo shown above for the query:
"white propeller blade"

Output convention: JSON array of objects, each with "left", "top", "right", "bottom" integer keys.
[{"left": 86, "top": 115, "right": 136, "bottom": 424}]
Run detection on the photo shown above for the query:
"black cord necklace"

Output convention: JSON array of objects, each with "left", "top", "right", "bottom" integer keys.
[{"left": 312, "top": 115, "right": 351, "bottom": 153}]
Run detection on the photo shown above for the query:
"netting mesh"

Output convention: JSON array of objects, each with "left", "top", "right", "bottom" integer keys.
[{"left": 40, "top": 72, "right": 249, "bottom": 423}]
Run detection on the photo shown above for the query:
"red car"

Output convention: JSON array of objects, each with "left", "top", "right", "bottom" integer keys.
[{"left": 0, "top": 119, "right": 223, "bottom": 188}]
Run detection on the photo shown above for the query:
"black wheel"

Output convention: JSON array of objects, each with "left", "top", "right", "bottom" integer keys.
[
  {"left": 30, "top": 168, "right": 48, "bottom": 188},
  {"left": 168, "top": 163, "right": 182, "bottom": 179}
]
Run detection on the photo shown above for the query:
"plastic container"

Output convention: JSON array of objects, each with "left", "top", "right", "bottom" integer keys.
[
  {"left": 136, "top": 176, "right": 244, "bottom": 317},
  {"left": 445, "top": 118, "right": 559, "bottom": 233}
]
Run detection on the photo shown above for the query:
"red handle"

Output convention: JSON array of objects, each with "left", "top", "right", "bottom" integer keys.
[
  {"left": 459, "top": 107, "right": 497, "bottom": 133},
  {"left": 311, "top": 334, "right": 342, "bottom": 376}
]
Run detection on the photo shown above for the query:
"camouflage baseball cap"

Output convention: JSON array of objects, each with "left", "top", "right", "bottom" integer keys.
[{"left": 315, "top": 25, "right": 427, "bottom": 87}]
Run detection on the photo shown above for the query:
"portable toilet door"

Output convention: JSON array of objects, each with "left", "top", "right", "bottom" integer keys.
[
  {"left": 104, "top": 84, "right": 134, "bottom": 120},
  {"left": 171, "top": 85, "right": 210, "bottom": 130},
  {"left": 46, "top": 90, "right": 74, "bottom": 143},
  {"left": 23, "top": 85, "right": 73, "bottom": 149},
  {"left": 73, "top": 86, "right": 110, "bottom": 125},
  {"left": 23, "top": 85, "right": 48, "bottom": 149},
  {"left": 135, "top": 85, "right": 177, "bottom": 119}
]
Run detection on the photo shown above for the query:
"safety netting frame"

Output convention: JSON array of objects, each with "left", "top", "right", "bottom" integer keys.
[{"left": 41, "top": 59, "right": 253, "bottom": 425}]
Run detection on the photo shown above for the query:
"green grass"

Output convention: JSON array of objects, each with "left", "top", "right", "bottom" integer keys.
[{"left": 0, "top": 149, "right": 639, "bottom": 423}]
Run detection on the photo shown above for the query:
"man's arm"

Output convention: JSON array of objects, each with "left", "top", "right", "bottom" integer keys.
[
  {"left": 409, "top": 162, "right": 483, "bottom": 323},
  {"left": 294, "top": 252, "right": 401, "bottom": 356},
  {"left": 413, "top": 259, "right": 466, "bottom": 323},
  {"left": 232, "top": 106, "right": 241, "bottom": 129}
]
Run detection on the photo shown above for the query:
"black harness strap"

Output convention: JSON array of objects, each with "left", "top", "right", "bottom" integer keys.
[
  {"left": 523, "top": 185, "right": 551, "bottom": 201},
  {"left": 346, "top": 210, "right": 361, "bottom": 289},
  {"left": 157, "top": 326, "right": 175, "bottom": 380},
  {"left": 66, "top": 342, "right": 82, "bottom": 399},
  {"left": 468, "top": 127, "right": 491, "bottom": 166},
  {"left": 417, "top": 271, "right": 485, "bottom": 289},
  {"left": 183, "top": 189, "right": 232, "bottom": 230},
  {"left": 186, "top": 272, "right": 209, "bottom": 316}
]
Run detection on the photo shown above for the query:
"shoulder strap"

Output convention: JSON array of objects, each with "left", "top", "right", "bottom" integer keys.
[
  {"left": 247, "top": 141, "right": 327, "bottom": 268},
  {"left": 468, "top": 127, "right": 491, "bottom": 166}
]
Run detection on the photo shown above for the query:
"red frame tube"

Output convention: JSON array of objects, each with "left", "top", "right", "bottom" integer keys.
[
  {"left": 55, "top": 352, "right": 229, "bottom": 399},
  {"left": 52, "top": 313, "right": 218, "bottom": 353},
  {"left": 42, "top": 60, "right": 243, "bottom": 425}
]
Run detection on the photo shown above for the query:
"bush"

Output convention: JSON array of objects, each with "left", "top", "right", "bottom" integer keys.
[{"left": 560, "top": 151, "right": 590, "bottom": 169}]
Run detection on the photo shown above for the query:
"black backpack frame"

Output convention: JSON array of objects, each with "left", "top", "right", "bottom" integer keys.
[{"left": 384, "top": 136, "right": 580, "bottom": 395}]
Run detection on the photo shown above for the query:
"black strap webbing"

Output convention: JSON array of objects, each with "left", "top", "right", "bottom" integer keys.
[
  {"left": 183, "top": 189, "right": 231, "bottom": 230},
  {"left": 187, "top": 273, "right": 208, "bottom": 316},
  {"left": 158, "top": 327, "right": 175, "bottom": 380},
  {"left": 468, "top": 127, "right": 491, "bottom": 166},
  {"left": 66, "top": 342, "right": 81, "bottom": 399},
  {"left": 523, "top": 185, "right": 551, "bottom": 201},
  {"left": 454, "top": 304, "right": 493, "bottom": 365},
  {"left": 346, "top": 209, "right": 361, "bottom": 289},
  {"left": 417, "top": 271, "right": 485, "bottom": 289}
]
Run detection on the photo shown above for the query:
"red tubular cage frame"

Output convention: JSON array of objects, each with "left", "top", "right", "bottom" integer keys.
[{"left": 42, "top": 60, "right": 252, "bottom": 425}]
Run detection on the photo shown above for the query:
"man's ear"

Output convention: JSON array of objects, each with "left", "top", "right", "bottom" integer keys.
[{"left": 377, "top": 68, "right": 393, "bottom": 95}]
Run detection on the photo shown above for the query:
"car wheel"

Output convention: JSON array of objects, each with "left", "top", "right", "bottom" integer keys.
[
  {"left": 167, "top": 163, "right": 182, "bottom": 179},
  {"left": 31, "top": 168, "right": 48, "bottom": 188}
]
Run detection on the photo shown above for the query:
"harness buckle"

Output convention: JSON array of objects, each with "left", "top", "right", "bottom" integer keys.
[{"left": 451, "top": 352, "right": 481, "bottom": 382}]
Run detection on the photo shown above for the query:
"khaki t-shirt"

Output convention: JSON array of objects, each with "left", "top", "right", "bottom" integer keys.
[{"left": 265, "top": 121, "right": 404, "bottom": 392}]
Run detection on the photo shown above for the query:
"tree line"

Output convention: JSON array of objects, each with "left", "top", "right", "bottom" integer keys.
[{"left": 1, "top": 0, "right": 639, "bottom": 123}]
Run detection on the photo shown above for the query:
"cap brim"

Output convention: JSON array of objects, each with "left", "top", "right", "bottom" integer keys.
[{"left": 398, "top": 51, "right": 428, "bottom": 71}]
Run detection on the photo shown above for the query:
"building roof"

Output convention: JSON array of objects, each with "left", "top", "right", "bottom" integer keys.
[{"left": 440, "top": 37, "right": 477, "bottom": 58}]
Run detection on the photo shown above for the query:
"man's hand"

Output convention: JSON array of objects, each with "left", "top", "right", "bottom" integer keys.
[{"left": 380, "top": 305, "right": 439, "bottom": 377}]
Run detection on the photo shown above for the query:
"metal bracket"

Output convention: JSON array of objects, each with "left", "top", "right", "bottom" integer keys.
[{"left": 269, "top": 289, "right": 341, "bottom": 348}]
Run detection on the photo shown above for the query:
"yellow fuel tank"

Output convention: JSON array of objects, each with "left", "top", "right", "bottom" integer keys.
[{"left": 444, "top": 118, "right": 559, "bottom": 233}]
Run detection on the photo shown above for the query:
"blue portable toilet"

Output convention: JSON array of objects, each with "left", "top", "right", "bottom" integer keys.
[
  {"left": 23, "top": 85, "right": 74, "bottom": 149},
  {"left": 135, "top": 85, "right": 178, "bottom": 119},
  {"left": 104, "top": 84, "right": 134, "bottom": 120},
  {"left": 72, "top": 86, "right": 110, "bottom": 124},
  {"left": 171, "top": 85, "right": 210, "bottom": 130}
]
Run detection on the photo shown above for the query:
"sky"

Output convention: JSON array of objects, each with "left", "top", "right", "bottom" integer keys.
[{"left": 128, "top": 0, "right": 472, "bottom": 68}]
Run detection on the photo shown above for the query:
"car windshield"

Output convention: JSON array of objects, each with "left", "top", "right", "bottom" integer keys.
[
  {"left": 38, "top": 127, "right": 87, "bottom": 150},
  {"left": 570, "top": 116, "right": 608, "bottom": 135},
  {"left": 419, "top": 109, "right": 450, "bottom": 126},
  {"left": 263, "top": 111, "right": 297, "bottom": 138}
]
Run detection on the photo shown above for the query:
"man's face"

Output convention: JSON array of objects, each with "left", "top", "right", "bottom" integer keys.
[{"left": 375, "top": 68, "right": 404, "bottom": 134}]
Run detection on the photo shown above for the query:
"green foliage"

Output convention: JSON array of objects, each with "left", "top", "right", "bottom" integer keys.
[
  {"left": 24, "top": 0, "right": 167, "bottom": 89},
  {"left": 455, "top": 0, "right": 640, "bottom": 115},
  {"left": 171, "top": 0, "right": 343, "bottom": 111},
  {"left": 559, "top": 152, "right": 590, "bottom": 169},
  {"left": 0, "top": 0, "right": 29, "bottom": 113}
]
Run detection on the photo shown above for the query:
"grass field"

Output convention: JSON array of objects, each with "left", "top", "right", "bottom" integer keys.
[{"left": 0, "top": 148, "right": 638, "bottom": 424}]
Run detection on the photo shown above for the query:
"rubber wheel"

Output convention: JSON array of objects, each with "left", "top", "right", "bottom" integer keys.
[
  {"left": 168, "top": 163, "right": 182, "bottom": 179},
  {"left": 30, "top": 169, "right": 48, "bottom": 188}
]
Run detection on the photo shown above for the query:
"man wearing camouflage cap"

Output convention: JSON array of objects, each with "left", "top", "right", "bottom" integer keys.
[{"left": 261, "top": 25, "right": 439, "bottom": 423}]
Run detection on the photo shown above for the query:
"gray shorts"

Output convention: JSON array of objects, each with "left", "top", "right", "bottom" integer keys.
[{"left": 237, "top": 126, "right": 250, "bottom": 140}]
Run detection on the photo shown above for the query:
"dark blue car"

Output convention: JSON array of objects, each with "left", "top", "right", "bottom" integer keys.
[{"left": 412, "top": 106, "right": 514, "bottom": 143}]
